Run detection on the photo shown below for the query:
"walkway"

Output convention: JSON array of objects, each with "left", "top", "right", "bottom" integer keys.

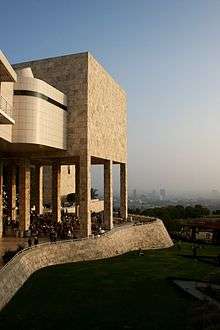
[
  {"left": 0, "top": 237, "right": 47, "bottom": 269},
  {"left": 173, "top": 279, "right": 220, "bottom": 309}
]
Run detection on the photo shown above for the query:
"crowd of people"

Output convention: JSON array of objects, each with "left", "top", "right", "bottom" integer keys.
[
  {"left": 3, "top": 210, "right": 106, "bottom": 245},
  {"left": 29, "top": 212, "right": 81, "bottom": 241}
]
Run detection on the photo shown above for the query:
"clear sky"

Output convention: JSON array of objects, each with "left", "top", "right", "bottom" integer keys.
[{"left": 2, "top": 0, "right": 220, "bottom": 195}]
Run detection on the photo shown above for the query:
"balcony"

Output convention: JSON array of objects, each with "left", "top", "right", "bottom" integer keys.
[{"left": 0, "top": 96, "right": 15, "bottom": 124}]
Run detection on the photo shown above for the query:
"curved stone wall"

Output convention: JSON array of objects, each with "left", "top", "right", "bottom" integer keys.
[{"left": 0, "top": 220, "right": 173, "bottom": 311}]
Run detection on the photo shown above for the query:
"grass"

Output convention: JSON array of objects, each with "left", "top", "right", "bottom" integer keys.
[{"left": 0, "top": 243, "right": 220, "bottom": 330}]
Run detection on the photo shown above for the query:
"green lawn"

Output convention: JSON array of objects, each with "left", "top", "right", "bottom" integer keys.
[{"left": 0, "top": 243, "right": 220, "bottom": 330}]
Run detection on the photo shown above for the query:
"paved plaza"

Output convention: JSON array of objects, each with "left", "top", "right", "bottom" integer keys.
[{"left": 0, "top": 237, "right": 48, "bottom": 269}]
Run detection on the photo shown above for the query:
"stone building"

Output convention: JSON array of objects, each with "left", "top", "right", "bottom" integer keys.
[
  {"left": 0, "top": 50, "right": 127, "bottom": 237},
  {"left": 43, "top": 165, "right": 75, "bottom": 206}
]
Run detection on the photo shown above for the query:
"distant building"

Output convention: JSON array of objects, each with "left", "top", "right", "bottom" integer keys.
[
  {"left": 151, "top": 190, "right": 157, "bottom": 200},
  {"left": 133, "top": 189, "right": 137, "bottom": 201},
  {"left": 160, "top": 189, "right": 166, "bottom": 201}
]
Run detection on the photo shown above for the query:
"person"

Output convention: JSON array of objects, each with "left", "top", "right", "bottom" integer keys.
[
  {"left": 34, "top": 236, "right": 39, "bottom": 246},
  {"left": 176, "top": 240, "right": 181, "bottom": 251},
  {"left": 99, "top": 227, "right": 105, "bottom": 235},
  {"left": 28, "top": 237, "right": 32, "bottom": 248},
  {"left": 192, "top": 244, "right": 198, "bottom": 258},
  {"left": 67, "top": 229, "right": 72, "bottom": 239},
  {"left": 53, "top": 230, "right": 57, "bottom": 243},
  {"left": 138, "top": 248, "right": 144, "bottom": 256},
  {"left": 49, "top": 231, "right": 53, "bottom": 243},
  {"left": 50, "top": 229, "right": 57, "bottom": 243}
]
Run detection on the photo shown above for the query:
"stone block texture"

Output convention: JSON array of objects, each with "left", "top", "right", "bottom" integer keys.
[
  {"left": 13, "top": 52, "right": 127, "bottom": 162},
  {"left": 13, "top": 53, "right": 89, "bottom": 157},
  {"left": 12, "top": 52, "right": 127, "bottom": 235},
  {"left": 43, "top": 165, "right": 75, "bottom": 206},
  {"left": 18, "top": 160, "right": 30, "bottom": 231},
  {"left": 88, "top": 54, "right": 127, "bottom": 162},
  {"left": 0, "top": 220, "right": 173, "bottom": 311},
  {"left": 8, "top": 163, "right": 17, "bottom": 220}
]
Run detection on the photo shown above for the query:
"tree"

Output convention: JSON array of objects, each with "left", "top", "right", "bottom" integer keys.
[
  {"left": 91, "top": 188, "right": 98, "bottom": 199},
  {"left": 66, "top": 193, "right": 76, "bottom": 205}
]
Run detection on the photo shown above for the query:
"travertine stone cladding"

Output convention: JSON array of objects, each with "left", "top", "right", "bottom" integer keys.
[
  {"left": 13, "top": 53, "right": 89, "bottom": 156},
  {"left": 0, "top": 220, "right": 173, "bottom": 311},
  {"left": 88, "top": 54, "right": 127, "bottom": 162},
  {"left": 13, "top": 52, "right": 127, "bottom": 163},
  {"left": 43, "top": 165, "right": 75, "bottom": 205},
  {"left": 19, "top": 160, "right": 31, "bottom": 231},
  {"left": 13, "top": 52, "right": 128, "bottom": 233}
]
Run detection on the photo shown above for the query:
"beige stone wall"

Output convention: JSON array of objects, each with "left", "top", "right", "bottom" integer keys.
[
  {"left": 90, "top": 199, "right": 104, "bottom": 213},
  {"left": 13, "top": 53, "right": 89, "bottom": 156},
  {"left": 88, "top": 54, "right": 127, "bottom": 162},
  {"left": 13, "top": 52, "right": 127, "bottom": 163},
  {"left": 43, "top": 165, "right": 75, "bottom": 205},
  {"left": 13, "top": 53, "right": 128, "bottom": 233},
  {"left": 0, "top": 220, "right": 173, "bottom": 311},
  {"left": 61, "top": 200, "right": 104, "bottom": 213},
  {"left": 0, "top": 82, "right": 13, "bottom": 108}
]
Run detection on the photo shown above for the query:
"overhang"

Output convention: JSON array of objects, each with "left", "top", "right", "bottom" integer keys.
[{"left": 0, "top": 50, "right": 17, "bottom": 82}]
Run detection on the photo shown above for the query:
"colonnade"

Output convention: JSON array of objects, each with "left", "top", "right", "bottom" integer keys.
[{"left": 0, "top": 157, "right": 128, "bottom": 238}]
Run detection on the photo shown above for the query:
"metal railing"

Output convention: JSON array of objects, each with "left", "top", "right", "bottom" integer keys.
[{"left": 0, "top": 95, "right": 13, "bottom": 119}]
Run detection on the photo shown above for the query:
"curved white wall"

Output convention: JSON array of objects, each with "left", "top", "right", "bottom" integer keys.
[{"left": 12, "top": 71, "right": 67, "bottom": 150}]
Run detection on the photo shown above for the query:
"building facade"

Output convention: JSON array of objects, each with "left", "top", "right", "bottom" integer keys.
[{"left": 0, "top": 50, "right": 127, "bottom": 237}]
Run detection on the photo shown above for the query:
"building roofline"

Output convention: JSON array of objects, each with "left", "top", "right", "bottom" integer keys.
[
  {"left": 87, "top": 52, "right": 126, "bottom": 96},
  {"left": 0, "top": 50, "right": 17, "bottom": 82},
  {"left": 13, "top": 51, "right": 89, "bottom": 67},
  {"left": 13, "top": 51, "right": 126, "bottom": 95}
]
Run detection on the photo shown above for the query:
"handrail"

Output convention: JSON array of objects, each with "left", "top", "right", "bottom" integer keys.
[{"left": 0, "top": 95, "right": 13, "bottom": 118}]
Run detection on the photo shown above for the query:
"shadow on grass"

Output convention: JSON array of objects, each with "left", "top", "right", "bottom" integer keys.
[{"left": 180, "top": 254, "right": 220, "bottom": 267}]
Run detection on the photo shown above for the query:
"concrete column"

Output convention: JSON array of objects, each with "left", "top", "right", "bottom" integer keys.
[
  {"left": 75, "top": 163, "right": 80, "bottom": 217},
  {"left": 79, "top": 154, "right": 91, "bottom": 237},
  {"left": 35, "top": 165, "right": 43, "bottom": 215},
  {"left": 104, "top": 159, "right": 113, "bottom": 230},
  {"left": 120, "top": 163, "right": 128, "bottom": 220},
  {"left": 8, "top": 164, "right": 17, "bottom": 220},
  {"left": 0, "top": 162, "right": 3, "bottom": 238},
  {"left": 52, "top": 163, "right": 61, "bottom": 222},
  {"left": 19, "top": 160, "right": 31, "bottom": 232}
]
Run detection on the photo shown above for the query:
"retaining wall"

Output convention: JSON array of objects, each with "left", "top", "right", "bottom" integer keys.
[{"left": 0, "top": 219, "right": 173, "bottom": 311}]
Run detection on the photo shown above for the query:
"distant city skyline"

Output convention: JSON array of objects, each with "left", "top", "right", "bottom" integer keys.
[{"left": 2, "top": 0, "right": 220, "bottom": 194}]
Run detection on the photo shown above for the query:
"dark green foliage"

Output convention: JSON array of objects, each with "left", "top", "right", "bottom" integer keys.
[
  {"left": 140, "top": 204, "right": 210, "bottom": 221},
  {"left": 91, "top": 188, "right": 98, "bottom": 199},
  {"left": 213, "top": 210, "right": 220, "bottom": 215},
  {"left": 66, "top": 193, "right": 76, "bottom": 205},
  {"left": 66, "top": 188, "right": 98, "bottom": 205}
]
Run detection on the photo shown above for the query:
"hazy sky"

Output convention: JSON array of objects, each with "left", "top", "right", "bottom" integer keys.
[{"left": 2, "top": 0, "right": 220, "bottom": 195}]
